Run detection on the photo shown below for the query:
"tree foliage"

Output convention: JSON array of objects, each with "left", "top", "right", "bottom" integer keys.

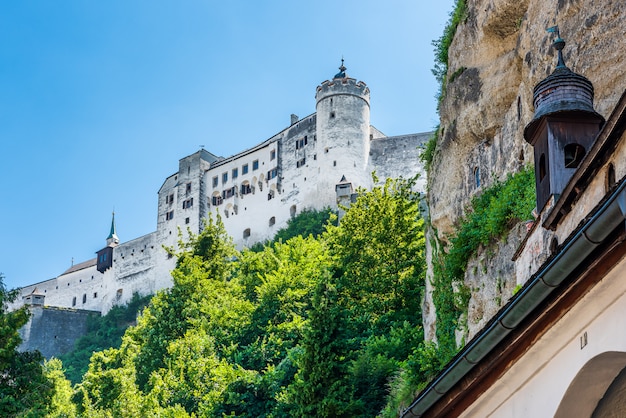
[
  {"left": 0, "top": 274, "right": 54, "bottom": 417},
  {"left": 54, "top": 177, "right": 431, "bottom": 417}
]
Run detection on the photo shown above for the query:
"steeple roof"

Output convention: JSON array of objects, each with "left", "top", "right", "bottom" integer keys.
[
  {"left": 524, "top": 28, "right": 604, "bottom": 141},
  {"left": 333, "top": 58, "right": 347, "bottom": 79},
  {"left": 106, "top": 212, "right": 119, "bottom": 246}
]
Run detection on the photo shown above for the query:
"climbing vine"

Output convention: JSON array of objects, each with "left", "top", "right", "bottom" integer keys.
[
  {"left": 431, "top": 167, "right": 535, "bottom": 356},
  {"left": 432, "top": 0, "right": 468, "bottom": 108}
]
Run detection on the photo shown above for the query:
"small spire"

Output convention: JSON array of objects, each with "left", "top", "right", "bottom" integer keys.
[
  {"left": 107, "top": 211, "right": 119, "bottom": 246},
  {"left": 334, "top": 57, "right": 347, "bottom": 79},
  {"left": 547, "top": 25, "right": 567, "bottom": 69}
]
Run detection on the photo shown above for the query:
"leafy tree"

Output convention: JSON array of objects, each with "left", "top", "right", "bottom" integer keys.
[
  {"left": 289, "top": 176, "right": 427, "bottom": 416},
  {"left": 128, "top": 216, "right": 241, "bottom": 389},
  {"left": 326, "top": 176, "right": 426, "bottom": 336},
  {"left": 42, "top": 358, "right": 77, "bottom": 418},
  {"left": 148, "top": 330, "right": 246, "bottom": 416},
  {"left": 289, "top": 273, "right": 353, "bottom": 417},
  {"left": 0, "top": 274, "right": 53, "bottom": 417}
]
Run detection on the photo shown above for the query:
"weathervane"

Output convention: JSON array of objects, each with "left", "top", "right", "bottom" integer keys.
[{"left": 546, "top": 25, "right": 566, "bottom": 68}]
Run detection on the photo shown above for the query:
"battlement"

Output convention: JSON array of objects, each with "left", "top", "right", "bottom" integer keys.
[{"left": 315, "top": 77, "right": 370, "bottom": 104}]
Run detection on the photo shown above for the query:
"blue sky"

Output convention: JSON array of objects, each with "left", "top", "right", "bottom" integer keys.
[{"left": 0, "top": 1, "right": 453, "bottom": 290}]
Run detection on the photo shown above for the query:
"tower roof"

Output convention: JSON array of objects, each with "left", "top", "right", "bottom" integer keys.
[
  {"left": 106, "top": 212, "right": 119, "bottom": 246},
  {"left": 524, "top": 28, "right": 604, "bottom": 141},
  {"left": 333, "top": 58, "right": 347, "bottom": 79}
]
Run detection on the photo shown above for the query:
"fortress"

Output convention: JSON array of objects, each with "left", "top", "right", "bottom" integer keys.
[{"left": 12, "top": 63, "right": 429, "bottom": 339}]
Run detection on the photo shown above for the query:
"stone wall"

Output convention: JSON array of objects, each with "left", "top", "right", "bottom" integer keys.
[{"left": 18, "top": 306, "right": 98, "bottom": 359}]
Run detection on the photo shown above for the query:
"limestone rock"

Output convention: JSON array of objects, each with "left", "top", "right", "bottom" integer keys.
[{"left": 425, "top": 0, "right": 626, "bottom": 343}]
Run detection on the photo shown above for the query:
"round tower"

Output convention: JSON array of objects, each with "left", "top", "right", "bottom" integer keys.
[{"left": 315, "top": 61, "right": 371, "bottom": 207}]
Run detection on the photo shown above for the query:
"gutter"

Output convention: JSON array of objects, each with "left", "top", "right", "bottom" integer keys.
[{"left": 402, "top": 178, "right": 626, "bottom": 417}]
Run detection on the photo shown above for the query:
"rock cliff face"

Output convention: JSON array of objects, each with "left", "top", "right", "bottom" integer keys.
[{"left": 425, "top": 0, "right": 626, "bottom": 342}]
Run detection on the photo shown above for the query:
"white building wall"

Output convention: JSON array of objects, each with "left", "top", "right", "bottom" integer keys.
[
  {"left": 460, "top": 256, "right": 626, "bottom": 418},
  {"left": 13, "top": 72, "right": 429, "bottom": 316}
]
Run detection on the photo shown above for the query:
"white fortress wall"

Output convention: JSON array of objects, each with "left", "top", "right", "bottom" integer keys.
[{"left": 12, "top": 65, "right": 429, "bottom": 318}]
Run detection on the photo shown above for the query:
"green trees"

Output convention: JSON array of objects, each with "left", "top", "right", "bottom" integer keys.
[
  {"left": 0, "top": 274, "right": 55, "bottom": 416},
  {"left": 50, "top": 176, "right": 430, "bottom": 417}
]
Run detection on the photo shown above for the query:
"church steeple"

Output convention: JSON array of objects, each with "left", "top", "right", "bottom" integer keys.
[{"left": 106, "top": 212, "right": 119, "bottom": 246}]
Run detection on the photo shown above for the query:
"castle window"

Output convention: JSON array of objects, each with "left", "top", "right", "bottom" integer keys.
[
  {"left": 333, "top": 161, "right": 337, "bottom": 167},
  {"left": 232, "top": 168, "right": 238, "bottom": 179},
  {"left": 564, "top": 143, "right": 586, "bottom": 169},
  {"left": 270, "top": 149, "right": 276, "bottom": 160},
  {"left": 185, "top": 217, "right": 190, "bottom": 224},
  {"left": 186, "top": 183, "right": 192, "bottom": 195},
  {"left": 314, "top": 154, "right": 317, "bottom": 160},
  {"left": 269, "top": 216, "right": 276, "bottom": 226},
  {"left": 212, "top": 176, "right": 218, "bottom": 187},
  {"left": 330, "top": 111, "right": 335, "bottom": 118},
  {"left": 93, "top": 292, "right": 98, "bottom": 299},
  {"left": 241, "top": 183, "right": 252, "bottom": 195},
  {"left": 167, "top": 193, "right": 174, "bottom": 204},
  {"left": 222, "top": 172, "right": 228, "bottom": 183},
  {"left": 252, "top": 160, "right": 259, "bottom": 170},
  {"left": 224, "top": 187, "right": 236, "bottom": 199},
  {"left": 268, "top": 190, "right": 275, "bottom": 200},
  {"left": 72, "top": 297, "right": 76, "bottom": 307},
  {"left": 82, "top": 294, "right": 87, "bottom": 304},
  {"left": 297, "top": 158, "right": 306, "bottom": 168},
  {"left": 182, "top": 198, "right": 193, "bottom": 209},
  {"left": 267, "top": 168, "right": 278, "bottom": 180},
  {"left": 474, "top": 167, "right": 480, "bottom": 188},
  {"left": 242, "top": 164, "right": 249, "bottom": 175},
  {"left": 212, "top": 195, "right": 223, "bottom": 206},
  {"left": 290, "top": 205, "right": 297, "bottom": 218},
  {"left": 243, "top": 228, "right": 251, "bottom": 239},
  {"left": 166, "top": 210, "right": 174, "bottom": 221},
  {"left": 116, "top": 289, "right": 123, "bottom": 300}
]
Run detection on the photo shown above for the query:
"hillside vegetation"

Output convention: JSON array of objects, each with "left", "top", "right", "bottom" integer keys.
[{"left": 65, "top": 177, "right": 428, "bottom": 417}]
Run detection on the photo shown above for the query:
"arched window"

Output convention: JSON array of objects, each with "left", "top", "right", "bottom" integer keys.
[
  {"left": 564, "top": 143, "right": 586, "bottom": 169},
  {"left": 269, "top": 216, "right": 276, "bottom": 226},
  {"left": 607, "top": 163, "right": 616, "bottom": 191},
  {"left": 290, "top": 205, "right": 297, "bottom": 218},
  {"left": 243, "top": 228, "right": 251, "bottom": 239},
  {"left": 539, "top": 154, "right": 547, "bottom": 181}
]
